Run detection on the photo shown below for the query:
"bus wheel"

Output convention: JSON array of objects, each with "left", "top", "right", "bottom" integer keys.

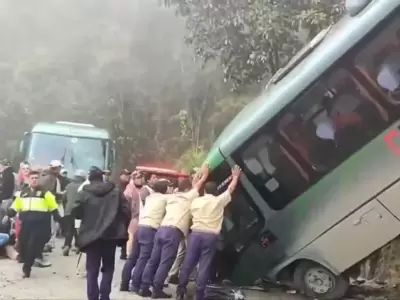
[{"left": 293, "top": 261, "right": 349, "bottom": 300}]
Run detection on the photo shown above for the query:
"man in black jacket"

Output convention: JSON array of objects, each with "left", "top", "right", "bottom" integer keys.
[
  {"left": 0, "top": 159, "right": 15, "bottom": 204},
  {"left": 71, "top": 166, "right": 130, "bottom": 300}
]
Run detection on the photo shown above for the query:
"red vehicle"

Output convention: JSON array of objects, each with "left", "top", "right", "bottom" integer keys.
[{"left": 135, "top": 166, "right": 189, "bottom": 184}]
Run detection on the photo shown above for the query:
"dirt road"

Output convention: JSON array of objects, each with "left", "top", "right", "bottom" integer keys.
[
  {"left": 0, "top": 244, "right": 390, "bottom": 300},
  {"left": 0, "top": 244, "right": 307, "bottom": 300}
]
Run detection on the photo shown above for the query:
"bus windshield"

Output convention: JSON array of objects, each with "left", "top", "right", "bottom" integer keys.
[{"left": 27, "top": 133, "right": 109, "bottom": 175}]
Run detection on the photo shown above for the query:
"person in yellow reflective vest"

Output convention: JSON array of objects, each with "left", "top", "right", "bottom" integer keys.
[{"left": 3, "top": 169, "right": 62, "bottom": 278}]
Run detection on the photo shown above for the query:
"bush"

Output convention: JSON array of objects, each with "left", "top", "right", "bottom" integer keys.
[{"left": 175, "top": 146, "right": 207, "bottom": 173}]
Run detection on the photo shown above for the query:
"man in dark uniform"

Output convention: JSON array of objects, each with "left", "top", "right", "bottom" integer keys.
[
  {"left": 3, "top": 169, "right": 61, "bottom": 278},
  {"left": 176, "top": 166, "right": 241, "bottom": 300},
  {"left": 71, "top": 166, "right": 130, "bottom": 300}
]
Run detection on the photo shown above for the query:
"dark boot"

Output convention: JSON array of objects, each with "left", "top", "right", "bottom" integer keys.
[
  {"left": 175, "top": 292, "right": 185, "bottom": 300},
  {"left": 62, "top": 246, "right": 70, "bottom": 256},
  {"left": 168, "top": 274, "right": 179, "bottom": 285},
  {"left": 138, "top": 288, "right": 152, "bottom": 297},
  {"left": 22, "top": 267, "right": 31, "bottom": 278},
  {"left": 151, "top": 290, "right": 172, "bottom": 299},
  {"left": 130, "top": 286, "right": 140, "bottom": 294},
  {"left": 119, "top": 283, "right": 129, "bottom": 292}
]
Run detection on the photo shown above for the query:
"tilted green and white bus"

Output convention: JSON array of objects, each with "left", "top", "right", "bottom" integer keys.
[{"left": 207, "top": 0, "right": 400, "bottom": 299}]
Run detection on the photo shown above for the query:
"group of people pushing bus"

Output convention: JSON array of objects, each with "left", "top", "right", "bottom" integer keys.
[{"left": 0, "top": 159, "right": 242, "bottom": 300}]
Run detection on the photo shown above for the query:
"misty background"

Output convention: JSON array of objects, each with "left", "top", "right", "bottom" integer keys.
[
  {"left": 0, "top": 0, "right": 347, "bottom": 172},
  {"left": 0, "top": 0, "right": 248, "bottom": 170}
]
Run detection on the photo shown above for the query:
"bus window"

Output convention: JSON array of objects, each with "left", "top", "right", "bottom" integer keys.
[
  {"left": 244, "top": 69, "right": 388, "bottom": 211},
  {"left": 355, "top": 16, "right": 400, "bottom": 105},
  {"left": 234, "top": 134, "right": 309, "bottom": 210},
  {"left": 274, "top": 69, "right": 388, "bottom": 203}
]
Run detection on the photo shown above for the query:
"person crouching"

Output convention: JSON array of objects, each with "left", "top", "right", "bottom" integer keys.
[{"left": 71, "top": 166, "right": 130, "bottom": 300}]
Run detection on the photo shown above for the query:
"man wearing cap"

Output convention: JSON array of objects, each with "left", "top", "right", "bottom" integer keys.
[
  {"left": 71, "top": 166, "right": 130, "bottom": 300},
  {"left": 40, "top": 160, "right": 64, "bottom": 253},
  {"left": 120, "top": 179, "right": 170, "bottom": 294},
  {"left": 0, "top": 159, "right": 15, "bottom": 204},
  {"left": 62, "top": 169, "right": 87, "bottom": 256},
  {"left": 139, "top": 165, "right": 209, "bottom": 298}
]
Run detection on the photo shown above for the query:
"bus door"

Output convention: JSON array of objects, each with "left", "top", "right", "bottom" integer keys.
[{"left": 207, "top": 159, "right": 267, "bottom": 285}]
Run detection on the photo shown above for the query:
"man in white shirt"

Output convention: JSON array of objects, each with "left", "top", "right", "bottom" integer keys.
[
  {"left": 176, "top": 165, "right": 241, "bottom": 300},
  {"left": 139, "top": 165, "right": 209, "bottom": 298},
  {"left": 120, "top": 179, "right": 169, "bottom": 294},
  {"left": 139, "top": 173, "right": 158, "bottom": 206}
]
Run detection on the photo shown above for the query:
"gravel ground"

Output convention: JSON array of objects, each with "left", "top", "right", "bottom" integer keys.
[{"left": 0, "top": 240, "right": 394, "bottom": 299}]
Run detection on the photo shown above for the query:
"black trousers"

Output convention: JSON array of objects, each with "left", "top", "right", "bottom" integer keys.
[
  {"left": 86, "top": 240, "right": 117, "bottom": 300},
  {"left": 63, "top": 215, "right": 77, "bottom": 248},
  {"left": 19, "top": 221, "right": 49, "bottom": 273}
]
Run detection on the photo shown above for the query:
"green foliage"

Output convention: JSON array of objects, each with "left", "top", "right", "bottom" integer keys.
[
  {"left": 175, "top": 146, "right": 207, "bottom": 172},
  {"left": 166, "top": 0, "right": 345, "bottom": 89}
]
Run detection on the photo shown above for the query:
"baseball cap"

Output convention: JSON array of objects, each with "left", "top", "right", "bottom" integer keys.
[
  {"left": 74, "top": 169, "right": 87, "bottom": 178},
  {"left": 49, "top": 160, "right": 63, "bottom": 168}
]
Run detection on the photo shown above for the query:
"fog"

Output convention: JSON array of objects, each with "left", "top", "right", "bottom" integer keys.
[{"left": 0, "top": 0, "right": 220, "bottom": 165}]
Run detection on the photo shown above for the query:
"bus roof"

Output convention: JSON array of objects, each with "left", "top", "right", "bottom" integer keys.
[
  {"left": 31, "top": 122, "right": 111, "bottom": 139},
  {"left": 208, "top": 0, "right": 398, "bottom": 162}
]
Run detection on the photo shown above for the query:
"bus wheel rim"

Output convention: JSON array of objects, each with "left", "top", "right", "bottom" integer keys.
[{"left": 304, "top": 267, "right": 334, "bottom": 294}]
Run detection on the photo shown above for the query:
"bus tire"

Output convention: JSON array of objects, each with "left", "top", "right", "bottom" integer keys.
[{"left": 293, "top": 261, "right": 349, "bottom": 300}]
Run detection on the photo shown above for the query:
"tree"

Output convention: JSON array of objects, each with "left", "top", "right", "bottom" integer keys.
[
  {"left": 0, "top": 0, "right": 230, "bottom": 167},
  {"left": 165, "top": 0, "right": 345, "bottom": 89}
]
